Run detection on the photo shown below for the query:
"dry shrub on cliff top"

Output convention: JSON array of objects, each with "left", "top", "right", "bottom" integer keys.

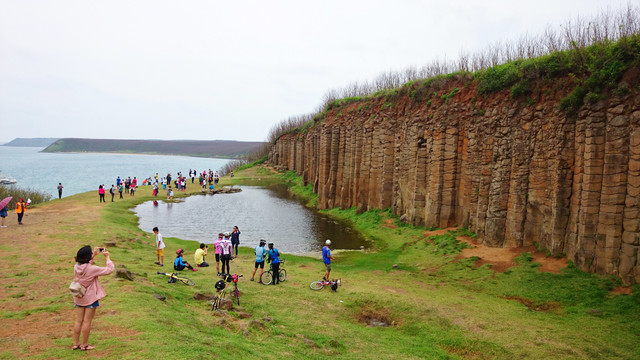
[{"left": 268, "top": 3, "right": 639, "bottom": 140}]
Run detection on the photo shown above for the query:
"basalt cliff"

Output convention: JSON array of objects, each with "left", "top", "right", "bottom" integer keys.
[{"left": 268, "top": 62, "right": 640, "bottom": 283}]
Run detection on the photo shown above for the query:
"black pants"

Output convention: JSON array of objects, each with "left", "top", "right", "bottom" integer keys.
[
  {"left": 58, "top": 190, "right": 62, "bottom": 199},
  {"left": 99, "top": 194, "right": 105, "bottom": 202},
  {"left": 119, "top": 191, "right": 123, "bottom": 199},
  {"left": 233, "top": 243, "right": 238, "bottom": 256},
  {"left": 271, "top": 262, "right": 280, "bottom": 285},
  {"left": 221, "top": 255, "right": 231, "bottom": 274},
  {"left": 175, "top": 263, "right": 194, "bottom": 271},
  {"left": 17, "top": 212, "right": 24, "bottom": 224}
]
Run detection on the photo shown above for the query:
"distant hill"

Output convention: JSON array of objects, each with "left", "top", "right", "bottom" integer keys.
[
  {"left": 3, "top": 138, "right": 59, "bottom": 147},
  {"left": 42, "top": 138, "right": 266, "bottom": 158}
]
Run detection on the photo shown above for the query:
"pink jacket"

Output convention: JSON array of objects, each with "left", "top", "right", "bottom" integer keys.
[
  {"left": 73, "top": 258, "right": 114, "bottom": 306},
  {"left": 214, "top": 238, "right": 222, "bottom": 254}
]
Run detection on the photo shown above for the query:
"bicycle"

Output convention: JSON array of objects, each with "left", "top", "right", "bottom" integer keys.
[
  {"left": 309, "top": 278, "right": 340, "bottom": 291},
  {"left": 211, "top": 277, "right": 227, "bottom": 311},
  {"left": 230, "top": 273, "right": 242, "bottom": 305},
  {"left": 211, "top": 273, "right": 243, "bottom": 310},
  {"left": 260, "top": 260, "right": 286, "bottom": 285},
  {"left": 156, "top": 271, "right": 195, "bottom": 286}
]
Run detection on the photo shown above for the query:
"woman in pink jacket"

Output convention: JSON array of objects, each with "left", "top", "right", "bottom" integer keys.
[{"left": 72, "top": 245, "right": 114, "bottom": 351}]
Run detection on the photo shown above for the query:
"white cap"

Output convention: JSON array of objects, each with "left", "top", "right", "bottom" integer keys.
[{"left": 325, "top": 239, "right": 331, "bottom": 246}]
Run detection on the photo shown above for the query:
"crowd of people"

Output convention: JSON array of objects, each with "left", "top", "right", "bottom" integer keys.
[
  {"left": 93, "top": 168, "right": 229, "bottom": 203},
  {"left": 69, "top": 167, "right": 337, "bottom": 352}
]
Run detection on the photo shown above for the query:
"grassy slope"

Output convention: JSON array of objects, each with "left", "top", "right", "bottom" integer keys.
[{"left": 0, "top": 166, "right": 638, "bottom": 360}]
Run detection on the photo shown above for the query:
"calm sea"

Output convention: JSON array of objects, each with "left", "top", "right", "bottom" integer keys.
[
  {"left": 0, "top": 146, "right": 367, "bottom": 253},
  {"left": 0, "top": 146, "right": 230, "bottom": 197}
]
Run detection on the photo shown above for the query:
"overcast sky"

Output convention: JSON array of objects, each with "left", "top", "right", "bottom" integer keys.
[{"left": 0, "top": 0, "right": 629, "bottom": 143}]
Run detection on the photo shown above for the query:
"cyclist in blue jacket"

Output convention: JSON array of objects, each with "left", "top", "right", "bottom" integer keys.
[
  {"left": 174, "top": 249, "right": 197, "bottom": 272},
  {"left": 267, "top": 243, "right": 281, "bottom": 285},
  {"left": 251, "top": 239, "right": 267, "bottom": 282}
]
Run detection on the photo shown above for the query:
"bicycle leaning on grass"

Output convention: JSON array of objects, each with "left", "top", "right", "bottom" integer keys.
[
  {"left": 211, "top": 277, "right": 227, "bottom": 311},
  {"left": 211, "top": 273, "right": 243, "bottom": 310},
  {"left": 230, "top": 273, "right": 242, "bottom": 305},
  {"left": 309, "top": 278, "right": 340, "bottom": 291},
  {"left": 260, "top": 259, "right": 286, "bottom": 285},
  {"left": 156, "top": 271, "right": 195, "bottom": 286}
]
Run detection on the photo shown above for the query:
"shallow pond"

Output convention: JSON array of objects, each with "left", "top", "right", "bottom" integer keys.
[{"left": 133, "top": 184, "right": 368, "bottom": 254}]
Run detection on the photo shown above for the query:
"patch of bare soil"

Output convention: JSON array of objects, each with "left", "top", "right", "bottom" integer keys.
[
  {"left": 383, "top": 286, "right": 408, "bottom": 294},
  {"left": 0, "top": 198, "right": 136, "bottom": 358},
  {"left": 455, "top": 234, "right": 568, "bottom": 274},
  {"left": 354, "top": 302, "right": 401, "bottom": 327},
  {"left": 382, "top": 218, "right": 396, "bottom": 229},
  {"left": 423, "top": 228, "right": 451, "bottom": 238},
  {"left": 610, "top": 286, "right": 633, "bottom": 295},
  {"left": 500, "top": 295, "right": 563, "bottom": 313}
]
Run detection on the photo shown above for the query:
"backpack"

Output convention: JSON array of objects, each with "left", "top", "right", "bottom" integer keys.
[{"left": 69, "top": 267, "right": 87, "bottom": 297}]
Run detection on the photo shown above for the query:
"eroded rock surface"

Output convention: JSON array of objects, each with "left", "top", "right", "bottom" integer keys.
[{"left": 269, "top": 77, "right": 640, "bottom": 283}]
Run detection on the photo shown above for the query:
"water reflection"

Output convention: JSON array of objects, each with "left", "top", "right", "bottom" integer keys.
[{"left": 133, "top": 185, "right": 367, "bottom": 254}]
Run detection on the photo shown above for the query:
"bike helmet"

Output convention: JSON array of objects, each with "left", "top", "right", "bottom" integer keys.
[
  {"left": 260, "top": 239, "right": 266, "bottom": 246},
  {"left": 325, "top": 239, "right": 331, "bottom": 246},
  {"left": 224, "top": 231, "right": 231, "bottom": 237},
  {"left": 176, "top": 248, "right": 184, "bottom": 255},
  {"left": 215, "top": 280, "right": 226, "bottom": 290}
]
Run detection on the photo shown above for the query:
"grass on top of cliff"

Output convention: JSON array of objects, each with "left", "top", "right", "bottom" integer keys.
[{"left": 1, "top": 166, "right": 639, "bottom": 359}]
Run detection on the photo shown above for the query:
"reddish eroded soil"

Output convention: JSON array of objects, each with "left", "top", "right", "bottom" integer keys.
[
  {"left": 421, "top": 227, "right": 569, "bottom": 274},
  {"left": 456, "top": 234, "right": 568, "bottom": 274}
]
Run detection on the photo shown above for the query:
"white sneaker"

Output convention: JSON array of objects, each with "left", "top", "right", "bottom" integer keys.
[{"left": 0, "top": 225, "right": 7, "bottom": 228}]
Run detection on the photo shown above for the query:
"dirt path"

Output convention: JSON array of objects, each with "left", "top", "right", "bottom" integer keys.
[{"left": 0, "top": 196, "right": 125, "bottom": 357}]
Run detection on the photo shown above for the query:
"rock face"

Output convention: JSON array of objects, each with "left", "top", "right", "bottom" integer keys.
[{"left": 268, "top": 76, "right": 640, "bottom": 284}]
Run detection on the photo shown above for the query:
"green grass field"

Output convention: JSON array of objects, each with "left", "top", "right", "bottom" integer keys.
[{"left": 1, "top": 165, "right": 638, "bottom": 359}]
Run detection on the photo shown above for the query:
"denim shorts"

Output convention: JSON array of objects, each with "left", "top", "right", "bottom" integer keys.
[{"left": 75, "top": 300, "right": 100, "bottom": 308}]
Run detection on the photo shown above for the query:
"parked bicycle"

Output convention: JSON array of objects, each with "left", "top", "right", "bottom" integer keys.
[
  {"left": 156, "top": 271, "right": 195, "bottom": 286},
  {"left": 211, "top": 273, "right": 243, "bottom": 310},
  {"left": 260, "top": 259, "right": 287, "bottom": 285},
  {"left": 230, "top": 273, "right": 242, "bottom": 305},
  {"left": 211, "top": 277, "right": 227, "bottom": 311},
  {"left": 309, "top": 278, "right": 340, "bottom": 291}
]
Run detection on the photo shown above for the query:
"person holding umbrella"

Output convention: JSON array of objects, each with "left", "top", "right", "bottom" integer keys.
[{"left": 0, "top": 196, "right": 10, "bottom": 228}]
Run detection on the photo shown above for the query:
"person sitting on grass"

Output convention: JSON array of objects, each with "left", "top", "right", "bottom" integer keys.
[
  {"left": 174, "top": 249, "right": 197, "bottom": 272},
  {"left": 194, "top": 243, "right": 209, "bottom": 267}
]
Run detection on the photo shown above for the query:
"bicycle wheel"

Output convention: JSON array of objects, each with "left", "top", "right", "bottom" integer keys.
[
  {"left": 211, "top": 295, "right": 220, "bottom": 311},
  {"left": 261, "top": 271, "right": 273, "bottom": 285},
  {"left": 278, "top": 269, "right": 287, "bottom": 282},
  {"left": 310, "top": 281, "right": 324, "bottom": 290},
  {"left": 179, "top": 276, "right": 195, "bottom": 286},
  {"left": 233, "top": 288, "right": 240, "bottom": 306}
]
